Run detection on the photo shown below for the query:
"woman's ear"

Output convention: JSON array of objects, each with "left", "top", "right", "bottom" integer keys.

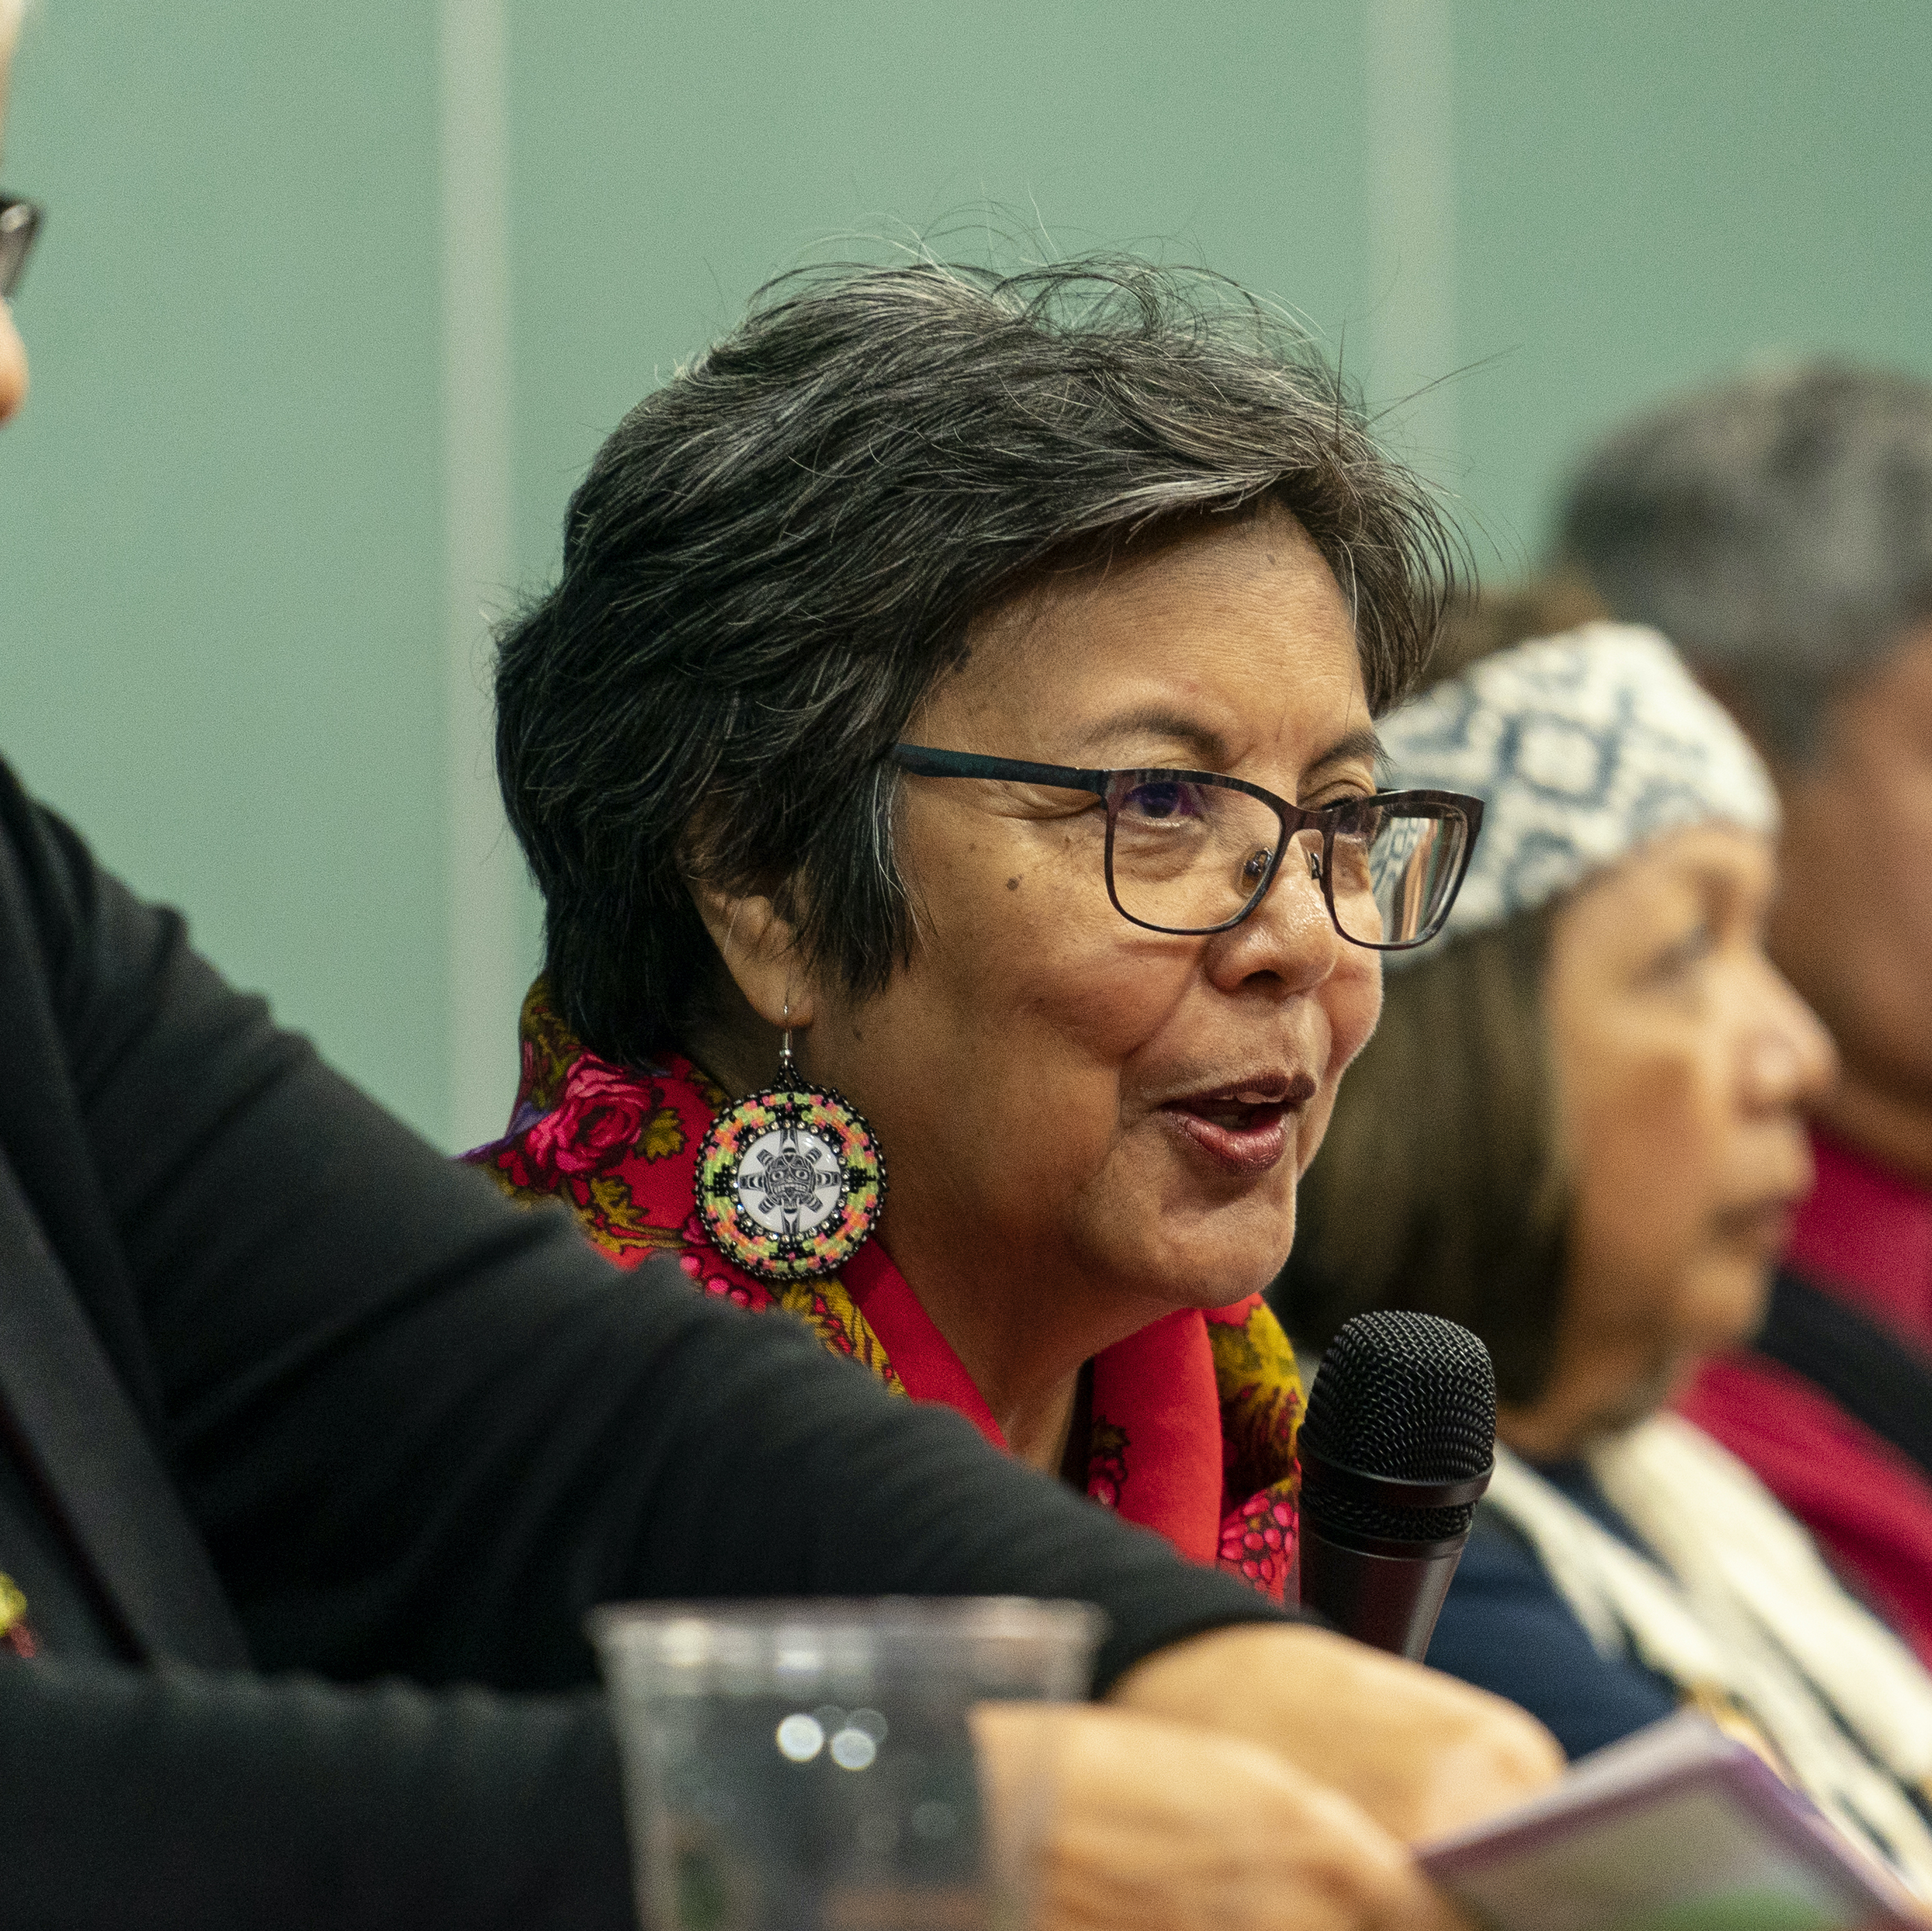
[{"left": 687, "top": 877, "right": 818, "bottom": 1031}]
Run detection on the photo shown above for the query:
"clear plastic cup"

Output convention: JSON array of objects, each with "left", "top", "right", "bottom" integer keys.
[{"left": 591, "top": 1597, "right": 1106, "bottom": 1931}]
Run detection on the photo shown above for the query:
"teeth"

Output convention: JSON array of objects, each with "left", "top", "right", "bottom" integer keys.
[{"left": 1168, "top": 1093, "right": 1294, "bottom": 1128}]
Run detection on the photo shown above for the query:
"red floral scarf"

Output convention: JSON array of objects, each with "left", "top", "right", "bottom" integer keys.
[{"left": 468, "top": 981, "right": 1303, "bottom": 1599}]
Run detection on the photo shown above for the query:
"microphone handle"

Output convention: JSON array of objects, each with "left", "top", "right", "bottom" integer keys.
[{"left": 1297, "top": 1526, "right": 1468, "bottom": 1661}]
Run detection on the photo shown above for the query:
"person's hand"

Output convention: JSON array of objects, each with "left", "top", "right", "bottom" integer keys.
[
  {"left": 974, "top": 1704, "right": 1473, "bottom": 1931},
  {"left": 1107, "top": 1623, "right": 1564, "bottom": 1843}
]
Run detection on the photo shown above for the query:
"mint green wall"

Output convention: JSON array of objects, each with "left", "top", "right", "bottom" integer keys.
[
  {"left": 2, "top": 1, "right": 1927, "bottom": 1145},
  {"left": 0, "top": 2, "right": 450, "bottom": 1134},
  {"left": 1454, "top": 0, "right": 1932, "bottom": 565},
  {"left": 505, "top": 0, "right": 1373, "bottom": 583}
]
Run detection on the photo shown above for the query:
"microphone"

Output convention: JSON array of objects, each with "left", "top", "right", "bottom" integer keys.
[{"left": 1296, "top": 1309, "right": 1496, "bottom": 1661}]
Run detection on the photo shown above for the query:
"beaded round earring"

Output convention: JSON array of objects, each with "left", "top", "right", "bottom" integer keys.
[{"left": 692, "top": 1022, "right": 886, "bottom": 1281}]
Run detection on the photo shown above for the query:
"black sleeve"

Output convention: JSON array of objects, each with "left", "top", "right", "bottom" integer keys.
[
  {"left": 18, "top": 773, "right": 1286, "bottom": 1696},
  {"left": 0, "top": 1657, "right": 636, "bottom": 1931}
]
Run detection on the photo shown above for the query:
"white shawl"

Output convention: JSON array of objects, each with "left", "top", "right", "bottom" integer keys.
[{"left": 1482, "top": 1414, "right": 1932, "bottom": 1891}]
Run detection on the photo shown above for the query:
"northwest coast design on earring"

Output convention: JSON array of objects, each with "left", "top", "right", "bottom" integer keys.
[{"left": 693, "top": 1030, "right": 886, "bottom": 1282}]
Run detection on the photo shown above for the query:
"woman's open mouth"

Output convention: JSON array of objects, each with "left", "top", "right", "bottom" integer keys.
[{"left": 1161, "top": 1074, "right": 1316, "bottom": 1177}]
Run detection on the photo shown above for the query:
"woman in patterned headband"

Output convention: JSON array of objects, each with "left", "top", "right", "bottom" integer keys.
[
  {"left": 1277, "top": 617, "right": 1932, "bottom": 1891},
  {"left": 469, "top": 259, "right": 1486, "bottom": 1600}
]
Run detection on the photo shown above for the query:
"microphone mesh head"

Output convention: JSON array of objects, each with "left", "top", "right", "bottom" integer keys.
[{"left": 1300, "top": 1311, "right": 1496, "bottom": 1543}]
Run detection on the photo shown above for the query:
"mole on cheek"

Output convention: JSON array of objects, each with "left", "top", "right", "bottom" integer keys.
[{"left": 1006, "top": 876, "right": 1021, "bottom": 891}]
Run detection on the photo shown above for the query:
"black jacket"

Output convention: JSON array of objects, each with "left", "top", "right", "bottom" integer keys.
[{"left": 0, "top": 763, "right": 1283, "bottom": 1929}]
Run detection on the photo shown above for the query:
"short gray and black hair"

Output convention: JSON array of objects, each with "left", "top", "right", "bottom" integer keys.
[
  {"left": 497, "top": 258, "right": 1463, "bottom": 1067},
  {"left": 1558, "top": 361, "right": 1932, "bottom": 760}
]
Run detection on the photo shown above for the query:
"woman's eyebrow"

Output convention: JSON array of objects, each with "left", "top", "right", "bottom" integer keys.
[
  {"left": 1068, "top": 713, "right": 1384, "bottom": 777},
  {"left": 1303, "top": 726, "right": 1385, "bottom": 776},
  {"left": 1071, "top": 706, "right": 1231, "bottom": 767}
]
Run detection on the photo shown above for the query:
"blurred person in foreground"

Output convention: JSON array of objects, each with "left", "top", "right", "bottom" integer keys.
[
  {"left": 472, "top": 255, "right": 1480, "bottom": 1609},
  {"left": 1560, "top": 365, "right": 1932, "bottom": 1666},
  {"left": 1277, "top": 624, "right": 1932, "bottom": 1889},
  {"left": 0, "top": 7, "right": 1556, "bottom": 1928}
]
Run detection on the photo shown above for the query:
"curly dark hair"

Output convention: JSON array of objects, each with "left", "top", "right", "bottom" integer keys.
[{"left": 495, "top": 257, "right": 1466, "bottom": 1066}]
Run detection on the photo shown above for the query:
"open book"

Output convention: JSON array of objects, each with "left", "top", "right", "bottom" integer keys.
[{"left": 1418, "top": 1711, "right": 1929, "bottom": 1931}]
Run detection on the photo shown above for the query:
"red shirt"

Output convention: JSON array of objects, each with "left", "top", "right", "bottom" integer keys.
[
  {"left": 1786, "top": 1133, "right": 1932, "bottom": 1343},
  {"left": 1679, "top": 1130, "right": 1932, "bottom": 1663}
]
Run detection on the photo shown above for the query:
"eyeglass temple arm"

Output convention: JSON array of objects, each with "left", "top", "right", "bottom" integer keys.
[{"left": 890, "top": 744, "right": 1109, "bottom": 796}]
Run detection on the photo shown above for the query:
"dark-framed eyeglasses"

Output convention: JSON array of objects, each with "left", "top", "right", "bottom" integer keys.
[
  {"left": 1, "top": 197, "right": 43, "bottom": 301},
  {"left": 890, "top": 744, "right": 1482, "bottom": 950}
]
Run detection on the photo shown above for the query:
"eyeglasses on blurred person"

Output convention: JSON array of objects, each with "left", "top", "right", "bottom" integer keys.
[{"left": 0, "top": 193, "right": 40, "bottom": 298}]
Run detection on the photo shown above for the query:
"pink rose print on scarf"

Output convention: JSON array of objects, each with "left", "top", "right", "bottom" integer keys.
[
  {"left": 521, "top": 1063, "right": 661, "bottom": 1199},
  {"left": 1217, "top": 1487, "right": 1295, "bottom": 1602},
  {"left": 679, "top": 1251, "right": 758, "bottom": 1309}
]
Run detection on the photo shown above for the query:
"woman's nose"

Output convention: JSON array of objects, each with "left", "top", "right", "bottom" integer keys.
[
  {"left": 1206, "top": 843, "right": 1342, "bottom": 994},
  {"left": 1743, "top": 967, "right": 1839, "bottom": 1111}
]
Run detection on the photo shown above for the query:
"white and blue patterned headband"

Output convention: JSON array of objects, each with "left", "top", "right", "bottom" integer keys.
[{"left": 1380, "top": 622, "right": 1778, "bottom": 952}]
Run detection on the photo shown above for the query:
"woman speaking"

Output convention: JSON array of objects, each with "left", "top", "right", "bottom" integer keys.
[{"left": 471, "top": 261, "right": 1479, "bottom": 1596}]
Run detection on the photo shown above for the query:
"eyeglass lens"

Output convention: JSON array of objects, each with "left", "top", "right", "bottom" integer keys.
[
  {"left": 1103, "top": 776, "right": 1466, "bottom": 945},
  {"left": 0, "top": 201, "right": 42, "bottom": 301}
]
